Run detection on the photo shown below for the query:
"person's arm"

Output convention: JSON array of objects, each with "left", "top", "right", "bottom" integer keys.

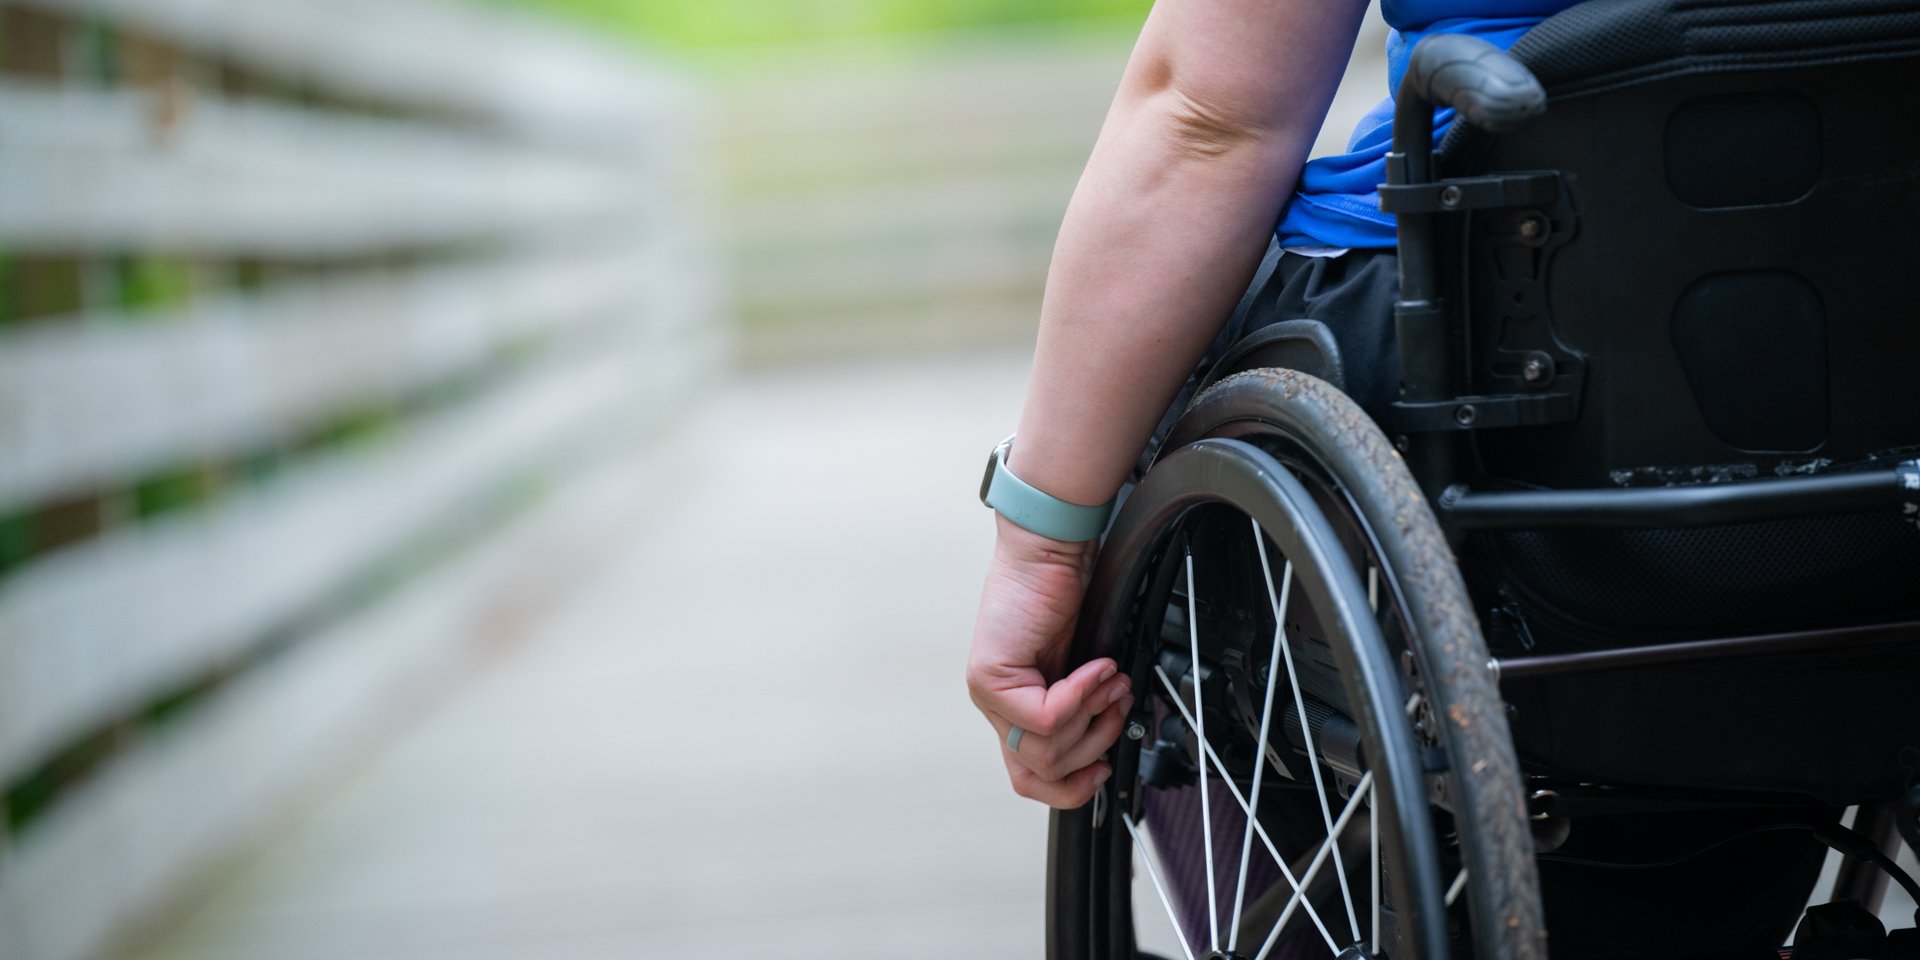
[{"left": 968, "top": 0, "right": 1370, "bottom": 809}]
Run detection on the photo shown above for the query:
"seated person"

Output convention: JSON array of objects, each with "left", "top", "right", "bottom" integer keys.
[{"left": 966, "top": 0, "right": 1572, "bottom": 811}]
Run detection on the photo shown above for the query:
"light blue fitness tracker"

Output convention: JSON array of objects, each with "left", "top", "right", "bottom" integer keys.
[{"left": 979, "top": 435, "right": 1115, "bottom": 542}]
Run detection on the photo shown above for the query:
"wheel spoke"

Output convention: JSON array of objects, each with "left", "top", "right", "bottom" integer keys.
[
  {"left": 1253, "top": 772, "right": 1375, "bottom": 960},
  {"left": 1365, "top": 563, "right": 1391, "bottom": 953},
  {"left": 1230, "top": 517, "right": 1295, "bottom": 952},
  {"left": 1367, "top": 564, "right": 1386, "bottom": 951},
  {"left": 1371, "top": 789, "right": 1381, "bottom": 952},
  {"left": 1446, "top": 868, "right": 1468, "bottom": 907},
  {"left": 1124, "top": 812, "right": 1199, "bottom": 960},
  {"left": 1153, "top": 666, "right": 1338, "bottom": 952},
  {"left": 1252, "top": 520, "right": 1364, "bottom": 944},
  {"left": 1183, "top": 549, "right": 1221, "bottom": 952}
]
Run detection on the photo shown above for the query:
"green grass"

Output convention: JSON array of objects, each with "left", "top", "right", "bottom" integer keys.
[{"left": 484, "top": 0, "right": 1150, "bottom": 49}]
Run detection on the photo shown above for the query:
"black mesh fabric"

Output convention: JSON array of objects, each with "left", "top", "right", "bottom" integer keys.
[
  {"left": 1439, "top": 0, "right": 1920, "bottom": 165},
  {"left": 1473, "top": 512, "right": 1920, "bottom": 642},
  {"left": 1516, "top": 0, "right": 1920, "bottom": 94}
]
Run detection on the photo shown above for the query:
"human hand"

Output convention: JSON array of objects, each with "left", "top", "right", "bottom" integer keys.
[{"left": 967, "top": 515, "right": 1134, "bottom": 808}]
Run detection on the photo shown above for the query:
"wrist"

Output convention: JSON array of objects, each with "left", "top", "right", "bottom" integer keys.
[
  {"left": 980, "top": 435, "right": 1116, "bottom": 543},
  {"left": 993, "top": 513, "right": 1098, "bottom": 566},
  {"left": 1002, "top": 424, "right": 1128, "bottom": 510}
]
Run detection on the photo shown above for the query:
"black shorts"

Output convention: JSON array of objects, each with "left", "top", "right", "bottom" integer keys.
[
  {"left": 1138, "top": 243, "right": 1401, "bottom": 479},
  {"left": 1216, "top": 243, "right": 1402, "bottom": 417}
]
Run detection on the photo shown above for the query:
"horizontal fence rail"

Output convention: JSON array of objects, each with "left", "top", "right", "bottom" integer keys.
[
  {"left": 0, "top": 83, "right": 650, "bottom": 253},
  {"left": 0, "top": 339, "right": 697, "bottom": 782},
  {"left": 0, "top": 238, "right": 667, "bottom": 507},
  {"left": 9, "top": 0, "right": 680, "bottom": 147}
]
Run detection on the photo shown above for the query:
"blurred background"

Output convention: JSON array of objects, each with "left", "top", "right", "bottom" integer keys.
[{"left": 0, "top": 1, "right": 1398, "bottom": 958}]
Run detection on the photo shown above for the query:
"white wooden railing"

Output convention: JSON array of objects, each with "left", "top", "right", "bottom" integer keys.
[{"left": 0, "top": 3, "right": 714, "bottom": 959}]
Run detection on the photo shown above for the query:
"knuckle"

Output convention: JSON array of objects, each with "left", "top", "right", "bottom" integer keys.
[
  {"left": 1049, "top": 789, "right": 1092, "bottom": 811},
  {"left": 964, "top": 672, "right": 988, "bottom": 701}
]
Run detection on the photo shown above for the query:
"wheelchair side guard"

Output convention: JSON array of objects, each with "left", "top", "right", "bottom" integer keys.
[{"left": 1196, "top": 318, "right": 1346, "bottom": 395}]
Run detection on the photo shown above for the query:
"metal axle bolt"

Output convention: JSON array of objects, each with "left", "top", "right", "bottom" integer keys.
[{"left": 1125, "top": 720, "right": 1147, "bottom": 741}]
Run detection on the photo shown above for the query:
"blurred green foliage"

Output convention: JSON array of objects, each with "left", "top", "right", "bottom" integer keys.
[
  {"left": 119, "top": 256, "right": 196, "bottom": 313},
  {"left": 485, "top": 0, "right": 1151, "bottom": 48}
]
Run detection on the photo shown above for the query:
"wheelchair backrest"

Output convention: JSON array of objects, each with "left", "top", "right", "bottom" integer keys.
[
  {"left": 1437, "top": 0, "right": 1920, "bottom": 492},
  {"left": 1427, "top": 0, "right": 1920, "bottom": 642}
]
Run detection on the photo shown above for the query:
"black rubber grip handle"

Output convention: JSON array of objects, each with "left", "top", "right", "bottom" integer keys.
[{"left": 1401, "top": 33, "right": 1545, "bottom": 133}]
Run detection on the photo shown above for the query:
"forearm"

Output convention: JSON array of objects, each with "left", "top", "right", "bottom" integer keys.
[
  {"left": 1011, "top": 104, "right": 1307, "bottom": 504},
  {"left": 1007, "top": 0, "right": 1366, "bottom": 508}
]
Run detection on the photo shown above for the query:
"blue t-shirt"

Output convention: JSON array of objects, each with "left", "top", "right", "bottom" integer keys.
[{"left": 1272, "top": 0, "right": 1575, "bottom": 250}]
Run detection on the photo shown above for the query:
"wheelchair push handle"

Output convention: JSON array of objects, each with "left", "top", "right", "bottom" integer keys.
[
  {"left": 1390, "top": 34, "right": 1545, "bottom": 192},
  {"left": 1401, "top": 33, "right": 1546, "bottom": 135}
]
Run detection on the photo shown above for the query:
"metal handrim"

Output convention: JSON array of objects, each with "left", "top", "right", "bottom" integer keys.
[{"left": 1060, "top": 437, "right": 1451, "bottom": 960}]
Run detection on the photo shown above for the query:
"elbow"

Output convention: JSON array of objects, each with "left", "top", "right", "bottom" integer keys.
[
  {"left": 1119, "top": 56, "right": 1298, "bottom": 164},
  {"left": 1156, "top": 85, "right": 1275, "bottom": 161}
]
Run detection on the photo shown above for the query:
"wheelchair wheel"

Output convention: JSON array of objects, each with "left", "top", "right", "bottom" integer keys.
[{"left": 1048, "top": 369, "right": 1543, "bottom": 960}]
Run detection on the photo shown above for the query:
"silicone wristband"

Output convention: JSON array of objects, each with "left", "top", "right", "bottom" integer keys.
[{"left": 979, "top": 436, "right": 1115, "bottom": 542}]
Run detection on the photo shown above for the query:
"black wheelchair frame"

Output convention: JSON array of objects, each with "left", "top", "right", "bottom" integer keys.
[{"left": 1049, "top": 2, "right": 1920, "bottom": 959}]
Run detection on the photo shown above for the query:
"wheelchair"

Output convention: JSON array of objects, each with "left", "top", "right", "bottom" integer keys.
[{"left": 1047, "top": 2, "right": 1920, "bottom": 958}]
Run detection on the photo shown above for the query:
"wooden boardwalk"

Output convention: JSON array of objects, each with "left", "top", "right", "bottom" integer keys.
[{"left": 114, "top": 352, "right": 1059, "bottom": 960}]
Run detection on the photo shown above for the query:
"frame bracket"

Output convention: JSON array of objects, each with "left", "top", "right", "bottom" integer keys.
[{"left": 1378, "top": 171, "right": 1560, "bottom": 214}]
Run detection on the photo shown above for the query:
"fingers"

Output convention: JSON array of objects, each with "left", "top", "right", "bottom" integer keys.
[
  {"left": 997, "top": 688, "right": 1133, "bottom": 782},
  {"left": 968, "top": 651, "right": 1133, "bottom": 808},
  {"left": 1006, "top": 699, "right": 1133, "bottom": 787},
  {"left": 1008, "top": 670, "right": 1130, "bottom": 761},
  {"left": 976, "top": 656, "right": 1123, "bottom": 739},
  {"left": 1005, "top": 751, "right": 1112, "bottom": 810},
  {"left": 1049, "top": 699, "right": 1133, "bottom": 778}
]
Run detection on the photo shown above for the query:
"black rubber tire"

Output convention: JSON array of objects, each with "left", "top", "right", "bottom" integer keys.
[{"left": 1049, "top": 368, "right": 1545, "bottom": 960}]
